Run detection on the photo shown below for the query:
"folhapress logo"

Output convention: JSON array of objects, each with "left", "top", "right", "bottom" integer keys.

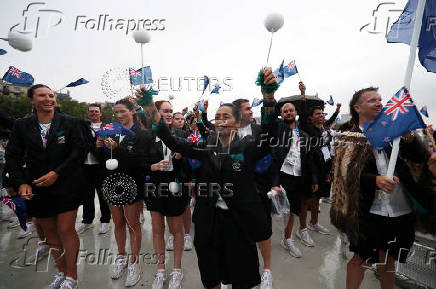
[
  {"left": 9, "top": 2, "right": 167, "bottom": 39},
  {"left": 9, "top": 2, "right": 64, "bottom": 38}
]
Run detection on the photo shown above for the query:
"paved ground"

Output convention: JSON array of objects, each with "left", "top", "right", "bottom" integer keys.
[{"left": 0, "top": 202, "right": 400, "bottom": 289}]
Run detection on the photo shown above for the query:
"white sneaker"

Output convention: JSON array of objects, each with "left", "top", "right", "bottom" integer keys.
[
  {"left": 17, "top": 222, "right": 34, "bottom": 239},
  {"left": 183, "top": 234, "right": 192, "bottom": 251},
  {"left": 139, "top": 213, "right": 144, "bottom": 224},
  {"left": 152, "top": 270, "right": 166, "bottom": 289},
  {"left": 59, "top": 277, "right": 78, "bottom": 289},
  {"left": 166, "top": 234, "right": 174, "bottom": 251},
  {"left": 7, "top": 217, "right": 19, "bottom": 229},
  {"left": 0, "top": 208, "right": 14, "bottom": 222},
  {"left": 295, "top": 228, "right": 314, "bottom": 247},
  {"left": 43, "top": 272, "right": 65, "bottom": 289},
  {"left": 308, "top": 223, "right": 330, "bottom": 235},
  {"left": 260, "top": 269, "right": 273, "bottom": 289},
  {"left": 76, "top": 223, "right": 93, "bottom": 234},
  {"left": 168, "top": 269, "right": 183, "bottom": 289},
  {"left": 280, "top": 238, "right": 302, "bottom": 258},
  {"left": 110, "top": 255, "right": 127, "bottom": 279},
  {"left": 125, "top": 262, "right": 141, "bottom": 287},
  {"left": 98, "top": 223, "right": 110, "bottom": 234},
  {"left": 25, "top": 243, "right": 50, "bottom": 265}
]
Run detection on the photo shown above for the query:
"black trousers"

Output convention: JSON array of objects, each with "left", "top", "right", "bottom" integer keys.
[{"left": 81, "top": 164, "right": 111, "bottom": 224}]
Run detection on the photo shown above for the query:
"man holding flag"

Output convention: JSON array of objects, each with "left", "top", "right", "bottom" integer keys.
[{"left": 341, "top": 87, "right": 434, "bottom": 289}]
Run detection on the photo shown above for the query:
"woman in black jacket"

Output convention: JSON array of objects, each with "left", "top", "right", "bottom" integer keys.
[
  {"left": 5, "top": 84, "right": 86, "bottom": 289},
  {"left": 138, "top": 68, "right": 278, "bottom": 289},
  {"left": 144, "top": 100, "right": 189, "bottom": 289},
  {"left": 96, "top": 99, "right": 147, "bottom": 287}
]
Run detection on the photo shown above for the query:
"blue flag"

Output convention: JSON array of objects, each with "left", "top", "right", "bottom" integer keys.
[
  {"left": 327, "top": 95, "right": 334, "bottom": 106},
  {"left": 364, "top": 87, "right": 425, "bottom": 148},
  {"left": 95, "top": 122, "right": 136, "bottom": 138},
  {"left": 2, "top": 66, "right": 34, "bottom": 86},
  {"left": 211, "top": 83, "right": 221, "bottom": 94},
  {"left": 284, "top": 60, "right": 298, "bottom": 77},
  {"left": 129, "top": 67, "right": 153, "bottom": 85},
  {"left": 0, "top": 49, "right": 7, "bottom": 55},
  {"left": 420, "top": 105, "right": 429, "bottom": 117},
  {"left": 252, "top": 98, "right": 264, "bottom": 107},
  {"left": 202, "top": 75, "right": 209, "bottom": 95},
  {"left": 197, "top": 100, "right": 205, "bottom": 113},
  {"left": 387, "top": 0, "right": 436, "bottom": 72},
  {"left": 0, "top": 195, "right": 28, "bottom": 230},
  {"left": 255, "top": 154, "right": 273, "bottom": 174},
  {"left": 66, "top": 78, "right": 89, "bottom": 87},
  {"left": 273, "top": 60, "right": 285, "bottom": 84}
]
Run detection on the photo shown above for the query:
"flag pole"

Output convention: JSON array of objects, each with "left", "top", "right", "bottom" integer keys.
[
  {"left": 266, "top": 32, "right": 274, "bottom": 66},
  {"left": 386, "top": 0, "right": 427, "bottom": 179},
  {"left": 140, "top": 43, "right": 145, "bottom": 85}
]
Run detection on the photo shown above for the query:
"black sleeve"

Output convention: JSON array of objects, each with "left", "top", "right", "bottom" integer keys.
[
  {"left": 202, "top": 112, "right": 214, "bottom": 130},
  {"left": 54, "top": 117, "right": 87, "bottom": 176},
  {"left": 156, "top": 119, "right": 205, "bottom": 160},
  {"left": 298, "top": 99, "right": 310, "bottom": 133},
  {"left": 4, "top": 120, "right": 27, "bottom": 187},
  {"left": 196, "top": 121, "right": 209, "bottom": 139}
]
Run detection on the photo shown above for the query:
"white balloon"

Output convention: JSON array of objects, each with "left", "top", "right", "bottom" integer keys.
[
  {"left": 106, "top": 159, "right": 119, "bottom": 170},
  {"left": 7, "top": 31, "right": 32, "bottom": 52},
  {"left": 264, "top": 13, "right": 284, "bottom": 33},
  {"left": 169, "top": 182, "right": 180, "bottom": 193},
  {"left": 132, "top": 29, "right": 151, "bottom": 44}
]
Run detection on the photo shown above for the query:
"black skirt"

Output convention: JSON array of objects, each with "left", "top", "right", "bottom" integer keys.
[
  {"left": 350, "top": 213, "right": 415, "bottom": 263},
  {"left": 144, "top": 171, "right": 189, "bottom": 217},
  {"left": 194, "top": 208, "right": 261, "bottom": 289}
]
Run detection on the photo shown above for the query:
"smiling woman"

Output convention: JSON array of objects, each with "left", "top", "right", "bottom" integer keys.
[{"left": 5, "top": 84, "right": 87, "bottom": 289}]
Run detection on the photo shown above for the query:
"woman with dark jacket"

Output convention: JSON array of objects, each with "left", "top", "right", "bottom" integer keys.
[
  {"left": 138, "top": 68, "right": 279, "bottom": 289},
  {"left": 5, "top": 84, "right": 86, "bottom": 289},
  {"left": 144, "top": 100, "right": 189, "bottom": 289},
  {"left": 96, "top": 99, "right": 147, "bottom": 287}
]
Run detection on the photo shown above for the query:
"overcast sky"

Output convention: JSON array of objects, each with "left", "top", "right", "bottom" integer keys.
[{"left": 1, "top": 0, "right": 435, "bottom": 124}]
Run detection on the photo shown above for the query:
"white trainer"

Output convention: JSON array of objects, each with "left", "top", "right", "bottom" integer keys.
[
  {"left": 7, "top": 217, "right": 20, "bottom": 229},
  {"left": 59, "top": 277, "right": 78, "bottom": 289},
  {"left": 76, "top": 223, "right": 93, "bottom": 234},
  {"left": 166, "top": 234, "right": 174, "bottom": 251},
  {"left": 260, "top": 269, "right": 273, "bottom": 289},
  {"left": 183, "top": 234, "right": 192, "bottom": 251},
  {"left": 168, "top": 269, "right": 183, "bottom": 289},
  {"left": 43, "top": 272, "right": 65, "bottom": 289},
  {"left": 98, "top": 223, "right": 110, "bottom": 234},
  {"left": 152, "top": 270, "right": 166, "bottom": 289},
  {"left": 110, "top": 255, "right": 127, "bottom": 279},
  {"left": 280, "top": 238, "right": 302, "bottom": 258},
  {"left": 295, "top": 228, "right": 315, "bottom": 247},
  {"left": 125, "top": 262, "right": 141, "bottom": 287},
  {"left": 308, "top": 222, "right": 330, "bottom": 235},
  {"left": 25, "top": 243, "right": 50, "bottom": 265}
]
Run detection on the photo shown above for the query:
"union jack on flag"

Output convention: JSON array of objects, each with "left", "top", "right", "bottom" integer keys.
[
  {"left": 187, "top": 130, "right": 203, "bottom": 142},
  {"left": 384, "top": 87, "right": 415, "bottom": 121},
  {"left": 102, "top": 123, "right": 115, "bottom": 130},
  {"left": 9, "top": 66, "right": 21, "bottom": 78},
  {"left": 0, "top": 195, "right": 28, "bottom": 230},
  {"left": 363, "top": 86, "right": 425, "bottom": 148}
]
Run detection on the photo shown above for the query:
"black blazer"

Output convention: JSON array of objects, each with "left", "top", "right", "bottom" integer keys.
[
  {"left": 5, "top": 112, "right": 86, "bottom": 196},
  {"left": 273, "top": 120, "right": 318, "bottom": 187},
  {"left": 155, "top": 115, "right": 278, "bottom": 243},
  {"left": 354, "top": 127, "right": 428, "bottom": 218}
]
